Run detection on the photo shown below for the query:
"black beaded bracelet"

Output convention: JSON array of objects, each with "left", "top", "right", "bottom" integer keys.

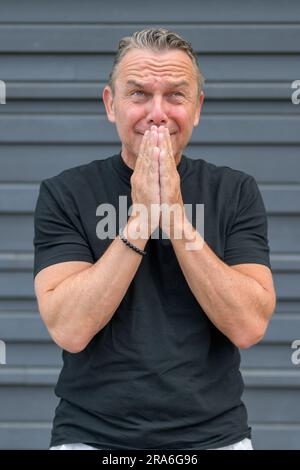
[{"left": 119, "top": 227, "right": 147, "bottom": 256}]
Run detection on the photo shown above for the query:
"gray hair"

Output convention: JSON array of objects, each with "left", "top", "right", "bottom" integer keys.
[{"left": 108, "top": 28, "right": 204, "bottom": 100}]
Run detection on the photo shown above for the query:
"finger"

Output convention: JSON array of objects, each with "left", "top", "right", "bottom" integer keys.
[
  {"left": 150, "top": 128, "right": 158, "bottom": 149},
  {"left": 162, "top": 128, "right": 175, "bottom": 171},
  {"left": 165, "top": 127, "right": 174, "bottom": 162},
  {"left": 135, "top": 130, "right": 150, "bottom": 175},
  {"left": 158, "top": 128, "right": 168, "bottom": 153},
  {"left": 158, "top": 128, "right": 174, "bottom": 170},
  {"left": 139, "top": 129, "right": 149, "bottom": 156},
  {"left": 159, "top": 133, "right": 173, "bottom": 173},
  {"left": 144, "top": 129, "right": 156, "bottom": 172},
  {"left": 136, "top": 129, "right": 157, "bottom": 189},
  {"left": 150, "top": 146, "right": 160, "bottom": 175},
  {"left": 159, "top": 149, "right": 169, "bottom": 178}
]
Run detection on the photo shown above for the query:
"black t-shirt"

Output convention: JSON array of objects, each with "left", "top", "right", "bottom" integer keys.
[{"left": 33, "top": 151, "right": 271, "bottom": 450}]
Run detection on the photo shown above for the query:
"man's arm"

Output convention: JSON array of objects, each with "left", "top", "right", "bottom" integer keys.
[
  {"left": 157, "top": 126, "right": 276, "bottom": 349},
  {"left": 170, "top": 216, "right": 276, "bottom": 349},
  {"left": 34, "top": 128, "right": 161, "bottom": 354},
  {"left": 34, "top": 216, "right": 148, "bottom": 354}
]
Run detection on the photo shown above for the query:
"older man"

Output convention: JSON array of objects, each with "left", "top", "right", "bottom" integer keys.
[{"left": 33, "top": 28, "right": 276, "bottom": 450}]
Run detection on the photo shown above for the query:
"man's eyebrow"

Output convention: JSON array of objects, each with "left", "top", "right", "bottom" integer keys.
[
  {"left": 125, "top": 80, "right": 189, "bottom": 89},
  {"left": 167, "top": 80, "right": 190, "bottom": 88},
  {"left": 125, "top": 80, "right": 145, "bottom": 88}
]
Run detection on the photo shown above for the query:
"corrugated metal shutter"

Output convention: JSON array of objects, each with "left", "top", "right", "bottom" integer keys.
[{"left": 0, "top": 0, "right": 299, "bottom": 449}]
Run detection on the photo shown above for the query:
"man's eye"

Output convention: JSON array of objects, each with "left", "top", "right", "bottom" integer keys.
[
  {"left": 132, "top": 91, "right": 145, "bottom": 96},
  {"left": 169, "top": 92, "right": 185, "bottom": 101}
]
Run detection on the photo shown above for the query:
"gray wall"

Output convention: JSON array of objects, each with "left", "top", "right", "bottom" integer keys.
[{"left": 0, "top": 0, "right": 300, "bottom": 449}]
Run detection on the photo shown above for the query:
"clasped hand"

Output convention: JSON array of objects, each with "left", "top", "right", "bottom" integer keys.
[{"left": 130, "top": 125, "right": 185, "bottom": 238}]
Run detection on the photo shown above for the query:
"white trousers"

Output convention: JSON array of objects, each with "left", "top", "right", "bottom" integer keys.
[{"left": 50, "top": 437, "right": 253, "bottom": 450}]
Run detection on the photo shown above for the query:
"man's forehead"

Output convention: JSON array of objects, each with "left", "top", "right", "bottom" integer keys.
[
  {"left": 117, "top": 49, "right": 197, "bottom": 80},
  {"left": 115, "top": 55, "right": 197, "bottom": 93}
]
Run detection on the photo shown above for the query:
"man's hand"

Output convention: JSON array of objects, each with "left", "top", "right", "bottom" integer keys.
[
  {"left": 157, "top": 125, "right": 185, "bottom": 238},
  {"left": 130, "top": 126, "right": 160, "bottom": 238}
]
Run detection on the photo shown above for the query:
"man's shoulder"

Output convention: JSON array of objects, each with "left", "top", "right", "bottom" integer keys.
[
  {"left": 187, "top": 155, "right": 254, "bottom": 185},
  {"left": 41, "top": 155, "right": 114, "bottom": 190}
]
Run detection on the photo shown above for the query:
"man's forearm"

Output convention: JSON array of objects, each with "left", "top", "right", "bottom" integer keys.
[
  {"left": 170, "top": 216, "right": 273, "bottom": 349},
  {"left": 44, "top": 216, "right": 149, "bottom": 353}
]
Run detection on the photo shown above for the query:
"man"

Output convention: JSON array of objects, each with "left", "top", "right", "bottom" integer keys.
[{"left": 33, "top": 28, "right": 276, "bottom": 450}]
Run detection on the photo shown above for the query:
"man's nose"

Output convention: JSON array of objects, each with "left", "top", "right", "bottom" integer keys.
[{"left": 146, "top": 96, "right": 168, "bottom": 126}]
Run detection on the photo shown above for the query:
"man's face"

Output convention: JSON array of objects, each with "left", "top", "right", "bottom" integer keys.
[{"left": 103, "top": 48, "right": 204, "bottom": 167}]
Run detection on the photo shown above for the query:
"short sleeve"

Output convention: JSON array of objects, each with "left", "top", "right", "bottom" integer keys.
[
  {"left": 33, "top": 179, "right": 94, "bottom": 278},
  {"left": 223, "top": 175, "right": 271, "bottom": 269}
]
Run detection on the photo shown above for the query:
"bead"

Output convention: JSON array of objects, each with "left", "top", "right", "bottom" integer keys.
[{"left": 119, "top": 227, "right": 147, "bottom": 256}]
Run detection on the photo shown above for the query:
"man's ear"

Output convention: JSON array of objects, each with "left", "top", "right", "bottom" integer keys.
[
  {"left": 193, "top": 90, "right": 204, "bottom": 127},
  {"left": 103, "top": 85, "right": 116, "bottom": 123}
]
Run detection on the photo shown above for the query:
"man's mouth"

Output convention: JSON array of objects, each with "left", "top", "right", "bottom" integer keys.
[{"left": 136, "top": 131, "right": 177, "bottom": 135}]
